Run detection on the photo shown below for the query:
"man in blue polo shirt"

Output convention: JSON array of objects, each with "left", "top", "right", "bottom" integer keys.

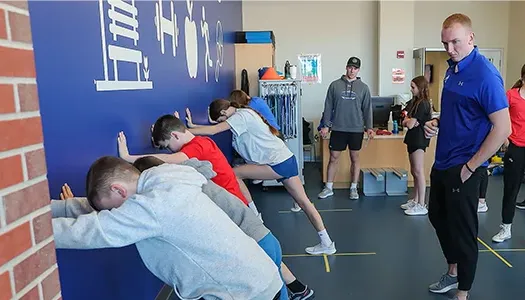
[{"left": 423, "top": 13, "right": 511, "bottom": 300}]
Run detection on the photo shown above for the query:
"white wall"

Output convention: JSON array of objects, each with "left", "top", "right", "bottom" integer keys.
[
  {"left": 242, "top": 1, "right": 378, "bottom": 121},
  {"left": 506, "top": 0, "right": 525, "bottom": 89},
  {"left": 413, "top": 1, "right": 510, "bottom": 82},
  {"left": 377, "top": 1, "right": 414, "bottom": 97}
]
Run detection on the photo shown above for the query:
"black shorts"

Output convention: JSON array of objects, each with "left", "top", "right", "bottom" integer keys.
[
  {"left": 407, "top": 145, "right": 427, "bottom": 154},
  {"left": 329, "top": 131, "right": 364, "bottom": 151}
]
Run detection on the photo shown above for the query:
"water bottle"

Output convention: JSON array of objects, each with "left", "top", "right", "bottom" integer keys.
[
  {"left": 284, "top": 60, "right": 291, "bottom": 79},
  {"left": 393, "top": 120, "right": 398, "bottom": 134}
]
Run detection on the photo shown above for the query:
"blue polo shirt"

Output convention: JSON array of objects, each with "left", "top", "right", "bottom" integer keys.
[
  {"left": 248, "top": 97, "right": 281, "bottom": 131},
  {"left": 434, "top": 47, "right": 508, "bottom": 170}
]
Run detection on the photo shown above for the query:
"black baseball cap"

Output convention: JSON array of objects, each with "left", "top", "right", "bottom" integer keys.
[{"left": 347, "top": 57, "right": 361, "bottom": 68}]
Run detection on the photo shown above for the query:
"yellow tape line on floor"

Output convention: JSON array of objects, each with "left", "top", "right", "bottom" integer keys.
[
  {"left": 323, "top": 254, "right": 331, "bottom": 272},
  {"left": 477, "top": 237, "right": 513, "bottom": 268}
]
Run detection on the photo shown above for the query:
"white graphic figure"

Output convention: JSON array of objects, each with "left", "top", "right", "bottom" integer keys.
[
  {"left": 95, "top": 0, "right": 152, "bottom": 91},
  {"left": 214, "top": 20, "right": 223, "bottom": 82},
  {"left": 201, "top": 6, "right": 212, "bottom": 82},
  {"left": 154, "top": 0, "right": 179, "bottom": 57},
  {"left": 185, "top": 0, "right": 198, "bottom": 78}
]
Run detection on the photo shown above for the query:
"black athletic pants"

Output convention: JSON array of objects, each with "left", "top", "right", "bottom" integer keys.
[
  {"left": 502, "top": 142, "right": 525, "bottom": 224},
  {"left": 428, "top": 164, "right": 485, "bottom": 291}
]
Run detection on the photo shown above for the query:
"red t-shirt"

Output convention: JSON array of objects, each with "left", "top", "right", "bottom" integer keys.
[
  {"left": 508, "top": 88, "right": 525, "bottom": 147},
  {"left": 180, "top": 136, "right": 248, "bottom": 205}
]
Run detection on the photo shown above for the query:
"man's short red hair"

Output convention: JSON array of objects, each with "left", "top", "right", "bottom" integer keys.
[{"left": 442, "top": 13, "right": 472, "bottom": 30}]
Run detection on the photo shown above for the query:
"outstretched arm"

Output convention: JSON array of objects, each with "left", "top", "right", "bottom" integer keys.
[
  {"left": 52, "top": 196, "right": 161, "bottom": 249},
  {"left": 52, "top": 184, "right": 94, "bottom": 218},
  {"left": 184, "top": 108, "right": 231, "bottom": 136},
  {"left": 117, "top": 131, "right": 189, "bottom": 164},
  {"left": 51, "top": 197, "right": 95, "bottom": 218},
  {"left": 187, "top": 122, "right": 231, "bottom": 136}
]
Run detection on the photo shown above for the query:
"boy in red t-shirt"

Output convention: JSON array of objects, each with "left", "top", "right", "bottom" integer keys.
[{"left": 117, "top": 114, "right": 261, "bottom": 217}]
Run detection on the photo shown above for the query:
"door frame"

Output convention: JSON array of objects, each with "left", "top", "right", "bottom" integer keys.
[{"left": 413, "top": 47, "right": 504, "bottom": 76}]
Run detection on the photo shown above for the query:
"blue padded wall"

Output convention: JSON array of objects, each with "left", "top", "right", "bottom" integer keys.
[{"left": 28, "top": 0, "right": 242, "bottom": 299}]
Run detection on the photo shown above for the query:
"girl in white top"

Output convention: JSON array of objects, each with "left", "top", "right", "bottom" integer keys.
[{"left": 185, "top": 99, "right": 336, "bottom": 255}]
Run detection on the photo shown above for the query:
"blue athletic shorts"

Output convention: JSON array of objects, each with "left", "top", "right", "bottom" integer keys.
[
  {"left": 270, "top": 155, "right": 299, "bottom": 183},
  {"left": 258, "top": 233, "right": 287, "bottom": 300}
]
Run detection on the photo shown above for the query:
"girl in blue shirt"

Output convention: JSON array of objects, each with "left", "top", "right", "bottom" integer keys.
[{"left": 229, "top": 90, "right": 281, "bottom": 131}]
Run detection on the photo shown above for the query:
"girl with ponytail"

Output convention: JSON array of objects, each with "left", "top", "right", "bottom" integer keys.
[
  {"left": 492, "top": 63, "right": 525, "bottom": 243},
  {"left": 229, "top": 89, "right": 281, "bottom": 131},
  {"left": 185, "top": 99, "right": 337, "bottom": 256}
]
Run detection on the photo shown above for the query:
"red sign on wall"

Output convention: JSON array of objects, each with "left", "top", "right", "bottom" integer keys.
[{"left": 397, "top": 51, "right": 405, "bottom": 59}]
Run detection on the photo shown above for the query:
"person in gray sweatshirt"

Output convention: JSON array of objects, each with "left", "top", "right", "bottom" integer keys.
[
  {"left": 134, "top": 156, "right": 315, "bottom": 300},
  {"left": 54, "top": 157, "right": 315, "bottom": 300},
  {"left": 318, "top": 56, "right": 374, "bottom": 200},
  {"left": 51, "top": 156, "right": 283, "bottom": 300}
]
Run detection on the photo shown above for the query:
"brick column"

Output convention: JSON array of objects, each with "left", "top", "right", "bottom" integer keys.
[{"left": 0, "top": 1, "right": 62, "bottom": 300}]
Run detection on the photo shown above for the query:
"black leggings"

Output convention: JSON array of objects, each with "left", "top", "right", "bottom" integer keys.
[
  {"left": 479, "top": 168, "right": 488, "bottom": 199},
  {"left": 502, "top": 142, "right": 525, "bottom": 224}
]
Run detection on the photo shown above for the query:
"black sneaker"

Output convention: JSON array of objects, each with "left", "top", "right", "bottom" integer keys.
[
  {"left": 516, "top": 200, "right": 525, "bottom": 210},
  {"left": 290, "top": 286, "right": 315, "bottom": 300}
]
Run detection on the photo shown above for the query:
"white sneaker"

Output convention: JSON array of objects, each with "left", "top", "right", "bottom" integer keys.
[
  {"left": 478, "top": 202, "right": 488, "bottom": 213},
  {"left": 318, "top": 187, "right": 334, "bottom": 199},
  {"left": 404, "top": 203, "right": 428, "bottom": 216},
  {"left": 252, "top": 180, "right": 263, "bottom": 185},
  {"left": 492, "top": 224, "right": 511, "bottom": 243},
  {"left": 401, "top": 199, "right": 416, "bottom": 210},
  {"left": 305, "top": 242, "right": 336, "bottom": 255},
  {"left": 349, "top": 187, "right": 359, "bottom": 200},
  {"left": 291, "top": 203, "right": 302, "bottom": 212}
]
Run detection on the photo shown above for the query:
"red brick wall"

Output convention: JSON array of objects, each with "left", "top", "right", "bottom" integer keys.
[{"left": 0, "top": 1, "right": 61, "bottom": 300}]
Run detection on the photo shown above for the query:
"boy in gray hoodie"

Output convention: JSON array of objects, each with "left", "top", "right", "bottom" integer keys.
[
  {"left": 55, "top": 157, "right": 315, "bottom": 300},
  {"left": 51, "top": 156, "right": 282, "bottom": 300}
]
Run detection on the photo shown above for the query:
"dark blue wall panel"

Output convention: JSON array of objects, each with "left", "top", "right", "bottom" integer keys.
[{"left": 28, "top": 0, "right": 242, "bottom": 299}]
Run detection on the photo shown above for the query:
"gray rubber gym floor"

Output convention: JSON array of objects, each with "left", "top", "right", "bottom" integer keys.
[{"left": 251, "top": 163, "right": 525, "bottom": 299}]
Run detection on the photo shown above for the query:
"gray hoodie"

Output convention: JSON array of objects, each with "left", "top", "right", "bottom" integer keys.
[
  {"left": 51, "top": 159, "right": 271, "bottom": 243},
  {"left": 51, "top": 163, "right": 282, "bottom": 300},
  {"left": 181, "top": 159, "right": 270, "bottom": 242},
  {"left": 321, "top": 76, "right": 372, "bottom": 132}
]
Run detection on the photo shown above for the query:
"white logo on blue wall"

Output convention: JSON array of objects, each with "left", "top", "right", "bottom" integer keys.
[
  {"left": 341, "top": 90, "right": 357, "bottom": 101},
  {"left": 94, "top": 0, "right": 225, "bottom": 90},
  {"left": 95, "top": 0, "right": 152, "bottom": 92},
  {"left": 201, "top": 6, "right": 212, "bottom": 82},
  {"left": 215, "top": 20, "right": 223, "bottom": 82},
  {"left": 185, "top": 0, "right": 198, "bottom": 79},
  {"left": 154, "top": 0, "right": 179, "bottom": 57}
]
